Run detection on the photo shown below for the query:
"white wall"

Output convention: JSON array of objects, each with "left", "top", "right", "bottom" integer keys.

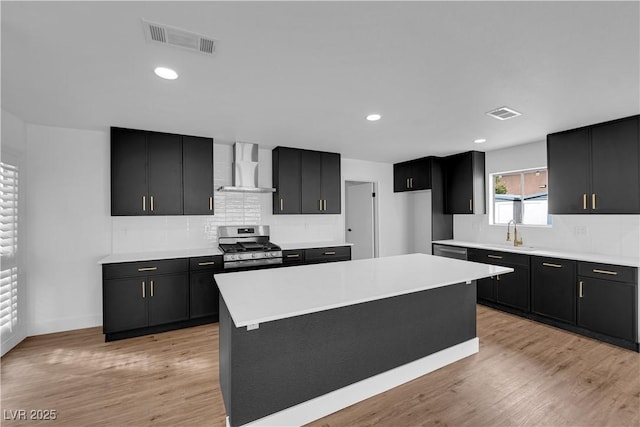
[
  {"left": 454, "top": 140, "right": 640, "bottom": 260},
  {"left": 1, "top": 109, "right": 28, "bottom": 355},
  {"left": 24, "top": 124, "right": 111, "bottom": 335}
]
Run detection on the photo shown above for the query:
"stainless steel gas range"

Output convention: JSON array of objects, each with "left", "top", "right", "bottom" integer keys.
[{"left": 218, "top": 225, "right": 282, "bottom": 270}]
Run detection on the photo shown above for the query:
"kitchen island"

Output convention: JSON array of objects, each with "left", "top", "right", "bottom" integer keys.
[{"left": 216, "top": 253, "right": 512, "bottom": 427}]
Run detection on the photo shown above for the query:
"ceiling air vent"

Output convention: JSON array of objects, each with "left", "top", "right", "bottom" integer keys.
[
  {"left": 486, "top": 106, "right": 522, "bottom": 121},
  {"left": 142, "top": 19, "right": 216, "bottom": 55}
]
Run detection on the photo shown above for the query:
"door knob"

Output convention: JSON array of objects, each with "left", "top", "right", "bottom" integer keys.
[{"left": 348, "top": 228, "right": 352, "bottom": 232}]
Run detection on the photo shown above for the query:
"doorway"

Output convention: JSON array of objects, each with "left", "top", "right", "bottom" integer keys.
[{"left": 345, "top": 181, "right": 377, "bottom": 260}]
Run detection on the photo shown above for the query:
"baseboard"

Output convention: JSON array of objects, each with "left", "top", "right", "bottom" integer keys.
[
  {"left": 241, "top": 338, "right": 479, "bottom": 427},
  {"left": 28, "top": 314, "right": 102, "bottom": 337}
]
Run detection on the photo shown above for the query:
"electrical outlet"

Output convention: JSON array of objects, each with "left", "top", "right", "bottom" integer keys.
[{"left": 573, "top": 225, "right": 588, "bottom": 236}]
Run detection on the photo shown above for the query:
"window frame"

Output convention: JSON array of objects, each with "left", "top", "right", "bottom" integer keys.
[{"left": 489, "top": 167, "right": 551, "bottom": 227}]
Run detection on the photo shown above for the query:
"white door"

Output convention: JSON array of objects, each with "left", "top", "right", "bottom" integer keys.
[{"left": 345, "top": 181, "right": 375, "bottom": 260}]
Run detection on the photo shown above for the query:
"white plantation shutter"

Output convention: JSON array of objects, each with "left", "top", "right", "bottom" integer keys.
[{"left": 0, "top": 161, "right": 19, "bottom": 337}]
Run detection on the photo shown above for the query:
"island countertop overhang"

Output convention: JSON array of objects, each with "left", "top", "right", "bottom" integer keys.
[{"left": 216, "top": 253, "right": 512, "bottom": 328}]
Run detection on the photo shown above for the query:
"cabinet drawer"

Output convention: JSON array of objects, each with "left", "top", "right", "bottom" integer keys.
[
  {"left": 305, "top": 246, "right": 351, "bottom": 262},
  {"left": 468, "top": 248, "right": 529, "bottom": 267},
  {"left": 189, "top": 255, "right": 224, "bottom": 271},
  {"left": 577, "top": 262, "right": 637, "bottom": 283},
  {"left": 103, "top": 258, "right": 189, "bottom": 279},
  {"left": 282, "top": 249, "right": 305, "bottom": 264}
]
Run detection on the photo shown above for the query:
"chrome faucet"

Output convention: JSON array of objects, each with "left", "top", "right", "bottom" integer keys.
[{"left": 506, "top": 220, "right": 523, "bottom": 246}]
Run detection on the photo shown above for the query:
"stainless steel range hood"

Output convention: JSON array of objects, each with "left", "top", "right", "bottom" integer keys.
[{"left": 217, "top": 142, "right": 276, "bottom": 193}]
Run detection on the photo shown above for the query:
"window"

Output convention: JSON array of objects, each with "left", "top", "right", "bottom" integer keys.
[
  {"left": 491, "top": 168, "right": 550, "bottom": 226},
  {"left": 1, "top": 160, "right": 19, "bottom": 339}
]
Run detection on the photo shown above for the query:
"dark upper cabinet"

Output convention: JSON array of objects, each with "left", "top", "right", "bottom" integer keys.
[
  {"left": 393, "top": 158, "right": 431, "bottom": 192},
  {"left": 444, "top": 151, "right": 485, "bottom": 214},
  {"left": 111, "top": 127, "right": 214, "bottom": 216},
  {"left": 183, "top": 136, "right": 214, "bottom": 215},
  {"left": 111, "top": 128, "right": 148, "bottom": 216},
  {"left": 147, "top": 132, "right": 183, "bottom": 215},
  {"left": 531, "top": 257, "right": 577, "bottom": 324},
  {"left": 273, "top": 147, "right": 302, "bottom": 214},
  {"left": 547, "top": 115, "right": 640, "bottom": 214},
  {"left": 273, "top": 147, "right": 341, "bottom": 214}
]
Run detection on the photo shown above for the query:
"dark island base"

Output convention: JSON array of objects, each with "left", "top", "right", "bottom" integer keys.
[
  {"left": 478, "top": 300, "right": 639, "bottom": 352},
  {"left": 104, "top": 315, "right": 218, "bottom": 342},
  {"left": 220, "top": 281, "right": 477, "bottom": 427}
]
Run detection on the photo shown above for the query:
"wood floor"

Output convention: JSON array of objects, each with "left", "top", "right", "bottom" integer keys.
[{"left": 1, "top": 306, "right": 638, "bottom": 426}]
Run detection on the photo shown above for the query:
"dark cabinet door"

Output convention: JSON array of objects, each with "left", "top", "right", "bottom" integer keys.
[
  {"left": 183, "top": 136, "right": 214, "bottom": 215},
  {"left": 476, "top": 277, "right": 496, "bottom": 302},
  {"left": 147, "top": 132, "right": 183, "bottom": 215},
  {"left": 577, "top": 277, "right": 635, "bottom": 341},
  {"left": 393, "top": 161, "right": 412, "bottom": 192},
  {"left": 531, "top": 258, "right": 576, "bottom": 324},
  {"left": 445, "top": 151, "right": 485, "bottom": 214},
  {"left": 272, "top": 147, "right": 301, "bottom": 214},
  {"left": 321, "top": 152, "right": 341, "bottom": 214},
  {"left": 111, "top": 128, "right": 148, "bottom": 215},
  {"left": 301, "top": 150, "right": 323, "bottom": 213},
  {"left": 495, "top": 265, "right": 529, "bottom": 311},
  {"left": 410, "top": 158, "right": 431, "bottom": 191},
  {"left": 148, "top": 273, "right": 189, "bottom": 326},
  {"left": 190, "top": 270, "right": 219, "bottom": 319},
  {"left": 547, "top": 128, "right": 591, "bottom": 214},
  {"left": 590, "top": 116, "right": 640, "bottom": 213},
  {"left": 103, "top": 277, "right": 148, "bottom": 333}
]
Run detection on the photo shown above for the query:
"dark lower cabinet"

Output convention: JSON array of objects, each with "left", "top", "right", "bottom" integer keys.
[
  {"left": 577, "top": 262, "right": 637, "bottom": 342},
  {"left": 102, "top": 259, "right": 189, "bottom": 340},
  {"left": 103, "top": 271, "right": 188, "bottom": 335},
  {"left": 103, "top": 277, "right": 149, "bottom": 333},
  {"left": 282, "top": 249, "right": 305, "bottom": 265},
  {"left": 304, "top": 246, "right": 351, "bottom": 264},
  {"left": 467, "top": 248, "right": 529, "bottom": 311},
  {"left": 531, "top": 257, "right": 577, "bottom": 324},
  {"left": 147, "top": 273, "right": 189, "bottom": 326},
  {"left": 189, "top": 255, "right": 224, "bottom": 319}
]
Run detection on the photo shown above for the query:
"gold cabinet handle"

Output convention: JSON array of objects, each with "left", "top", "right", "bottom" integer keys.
[
  {"left": 579, "top": 280, "right": 584, "bottom": 298},
  {"left": 150, "top": 280, "right": 154, "bottom": 297},
  {"left": 487, "top": 254, "right": 503, "bottom": 259},
  {"left": 406, "top": 178, "right": 410, "bottom": 189},
  {"left": 319, "top": 199, "right": 323, "bottom": 211},
  {"left": 286, "top": 254, "right": 300, "bottom": 258},
  {"left": 137, "top": 267, "right": 157, "bottom": 272},
  {"left": 410, "top": 178, "right": 413, "bottom": 189},
  {"left": 324, "top": 251, "right": 336, "bottom": 255},
  {"left": 469, "top": 199, "right": 473, "bottom": 212},
  {"left": 592, "top": 269, "right": 618, "bottom": 276},
  {"left": 142, "top": 196, "right": 146, "bottom": 212},
  {"left": 209, "top": 196, "right": 213, "bottom": 211},
  {"left": 150, "top": 196, "right": 154, "bottom": 211},
  {"left": 496, "top": 275, "right": 501, "bottom": 281},
  {"left": 542, "top": 262, "right": 563, "bottom": 268},
  {"left": 142, "top": 281, "right": 145, "bottom": 298},
  {"left": 323, "top": 200, "right": 327, "bottom": 211},
  {"left": 592, "top": 193, "right": 596, "bottom": 210},
  {"left": 280, "top": 198, "right": 284, "bottom": 211},
  {"left": 198, "top": 261, "right": 216, "bottom": 266},
  {"left": 583, "top": 194, "right": 587, "bottom": 210}
]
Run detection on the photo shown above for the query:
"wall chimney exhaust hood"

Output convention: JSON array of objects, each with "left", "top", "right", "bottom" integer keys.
[{"left": 217, "top": 142, "right": 276, "bottom": 193}]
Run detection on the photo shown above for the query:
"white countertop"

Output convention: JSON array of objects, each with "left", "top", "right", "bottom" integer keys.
[
  {"left": 99, "top": 247, "right": 222, "bottom": 264},
  {"left": 432, "top": 240, "right": 640, "bottom": 268},
  {"left": 98, "top": 242, "right": 352, "bottom": 264},
  {"left": 279, "top": 241, "right": 354, "bottom": 250},
  {"left": 216, "top": 253, "right": 512, "bottom": 327}
]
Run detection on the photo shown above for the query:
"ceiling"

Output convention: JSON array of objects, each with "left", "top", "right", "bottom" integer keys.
[{"left": 2, "top": 1, "right": 639, "bottom": 163}]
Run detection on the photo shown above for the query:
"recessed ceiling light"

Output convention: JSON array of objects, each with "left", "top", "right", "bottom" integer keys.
[
  {"left": 473, "top": 138, "right": 487, "bottom": 144},
  {"left": 154, "top": 67, "right": 178, "bottom": 80},
  {"left": 366, "top": 114, "right": 381, "bottom": 121}
]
